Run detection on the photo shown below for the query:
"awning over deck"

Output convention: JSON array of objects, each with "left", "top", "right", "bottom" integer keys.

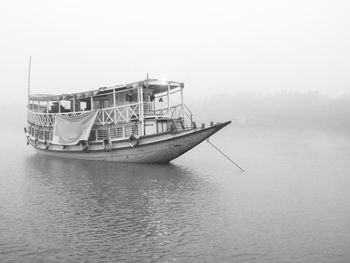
[
  {"left": 52, "top": 110, "right": 99, "bottom": 145},
  {"left": 29, "top": 79, "right": 184, "bottom": 102},
  {"left": 29, "top": 90, "right": 99, "bottom": 102}
]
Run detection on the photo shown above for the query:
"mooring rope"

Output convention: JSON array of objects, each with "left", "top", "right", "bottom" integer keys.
[{"left": 206, "top": 139, "right": 245, "bottom": 172}]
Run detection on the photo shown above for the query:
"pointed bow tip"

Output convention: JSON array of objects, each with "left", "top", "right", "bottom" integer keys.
[
  {"left": 208, "top": 120, "right": 231, "bottom": 133},
  {"left": 217, "top": 120, "right": 231, "bottom": 128}
]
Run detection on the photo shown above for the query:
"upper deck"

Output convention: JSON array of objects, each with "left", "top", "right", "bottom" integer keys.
[{"left": 27, "top": 79, "right": 193, "bottom": 132}]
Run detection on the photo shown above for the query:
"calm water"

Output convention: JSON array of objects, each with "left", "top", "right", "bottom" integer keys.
[{"left": 1, "top": 127, "right": 350, "bottom": 262}]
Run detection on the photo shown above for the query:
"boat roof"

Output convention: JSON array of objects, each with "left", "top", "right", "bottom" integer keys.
[{"left": 29, "top": 79, "right": 184, "bottom": 101}]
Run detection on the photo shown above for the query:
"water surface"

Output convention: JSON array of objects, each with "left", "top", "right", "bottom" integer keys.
[{"left": 0, "top": 128, "right": 349, "bottom": 262}]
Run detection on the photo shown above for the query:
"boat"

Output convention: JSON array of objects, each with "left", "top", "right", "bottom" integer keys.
[{"left": 25, "top": 78, "right": 231, "bottom": 163}]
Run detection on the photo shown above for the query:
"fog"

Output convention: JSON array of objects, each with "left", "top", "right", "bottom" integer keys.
[
  {"left": 2, "top": 2, "right": 350, "bottom": 261},
  {"left": 1, "top": 0, "right": 349, "bottom": 130},
  {"left": 188, "top": 92, "right": 350, "bottom": 131}
]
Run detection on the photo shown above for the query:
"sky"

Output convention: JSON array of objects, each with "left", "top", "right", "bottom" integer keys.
[{"left": 0, "top": 0, "right": 349, "bottom": 111}]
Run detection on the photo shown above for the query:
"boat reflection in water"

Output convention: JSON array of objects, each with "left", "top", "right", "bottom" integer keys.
[{"left": 20, "top": 154, "right": 218, "bottom": 261}]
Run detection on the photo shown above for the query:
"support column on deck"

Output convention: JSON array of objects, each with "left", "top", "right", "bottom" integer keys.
[
  {"left": 113, "top": 89, "right": 116, "bottom": 108},
  {"left": 140, "top": 83, "right": 144, "bottom": 136},
  {"left": 181, "top": 84, "right": 184, "bottom": 120},
  {"left": 167, "top": 83, "right": 170, "bottom": 118},
  {"left": 113, "top": 88, "right": 116, "bottom": 124}
]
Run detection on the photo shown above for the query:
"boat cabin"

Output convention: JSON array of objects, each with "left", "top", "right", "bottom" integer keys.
[{"left": 27, "top": 79, "right": 193, "bottom": 144}]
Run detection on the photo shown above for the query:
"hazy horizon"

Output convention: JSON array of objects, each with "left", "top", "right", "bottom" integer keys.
[{"left": 1, "top": 0, "right": 350, "bottom": 111}]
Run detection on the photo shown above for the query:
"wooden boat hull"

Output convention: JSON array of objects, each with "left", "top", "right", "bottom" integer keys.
[{"left": 32, "top": 121, "right": 231, "bottom": 163}]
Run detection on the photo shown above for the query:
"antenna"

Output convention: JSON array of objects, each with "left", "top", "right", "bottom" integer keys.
[{"left": 27, "top": 56, "right": 32, "bottom": 104}]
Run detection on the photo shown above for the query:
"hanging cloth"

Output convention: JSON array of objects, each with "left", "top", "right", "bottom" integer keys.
[{"left": 52, "top": 110, "right": 99, "bottom": 145}]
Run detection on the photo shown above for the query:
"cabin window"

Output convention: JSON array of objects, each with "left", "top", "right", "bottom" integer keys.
[
  {"left": 94, "top": 100, "right": 100, "bottom": 109},
  {"left": 125, "top": 126, "right": 132, "bottom": 137},
  {"left": 60, "top": 101, "right": 71, "bottom": 112},
  {"left": 85, "top": 100, "right": 91, "bottom": 110},
  {"left": 44, "top": 131, "right": 50, "bottom": 141},
  {"left": 157, "top": 121, "right": 168, "bottom": 133},
  {"left": 125, "top": 124, "right": 138, "bottom": 137},
  {"left": 73, "top": 100, "right": 80, "bottom": 111},
  {"left": 110, "top": 128, "right": 117, "bottom": 139},
  {"left": 38, "top": 130, "right": 43, "bottom": 140},
  {"left": 48, "top": 102, "right": 54, "bottom": 113},
  {"left": 132, "top": 125, "right": 138, "bottom": 135},
  {"left": 97, "top": 129, "right": 108, "bottom": 140},
  {"left": 125, "top": 93, "right": 132, "bottom": 102},
  {"left": 49, "top": 102, "right": 59, "bottom": 113},
  {"left": 94, "top": 99, "right": 110, "bottom": 109},
  {"left": 105, "top": 99, "right": 111, "bottom": 108},
  {"left": 116, "top": 127, "right": 123, "bottom": 138},
  {"left": 80, "top": 102, "right": 87, "bottom": 111},
  {"left": 110, "top": 127, "right": 123, "bottom": 139},
  {"left": 125, "top": 90, "right": 138, "bottom": 103}
]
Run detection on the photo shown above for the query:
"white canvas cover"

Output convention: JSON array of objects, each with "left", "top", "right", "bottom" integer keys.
[{"left": 52, "top": 111, "right": 99, "bottom": 145}]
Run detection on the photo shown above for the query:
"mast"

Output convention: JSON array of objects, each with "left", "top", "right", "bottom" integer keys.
[
  {"left": 140, "top": 74, "right": 149, "bottom": 136},
  {"left": 27, "top": 56, "right": 32, "bottom": 108}
]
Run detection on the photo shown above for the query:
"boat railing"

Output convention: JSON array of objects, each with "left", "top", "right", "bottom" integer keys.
[
  {"left": 184, "top": 105, "right": 194, "bottom": 128},
  {"left": 148, "top": 103, "right": 193, "bottom": 129},
  {"left": 96, "top": 102, "right": 142, "bottom": 125},
  {"left": 27, "top": 102, "right": 187, "bottom": 127},
  {"left": 143, "top": 102, "right": 182, "bottom": 119},
  {"left": 89, "top": 122, "right": 140, "bottom": 142},
  {"left": 27, "top": 121, "right": 141, "bottom": 143},
  {"left": 27, "top": 110, "right": 86, "bottom": 127}
]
